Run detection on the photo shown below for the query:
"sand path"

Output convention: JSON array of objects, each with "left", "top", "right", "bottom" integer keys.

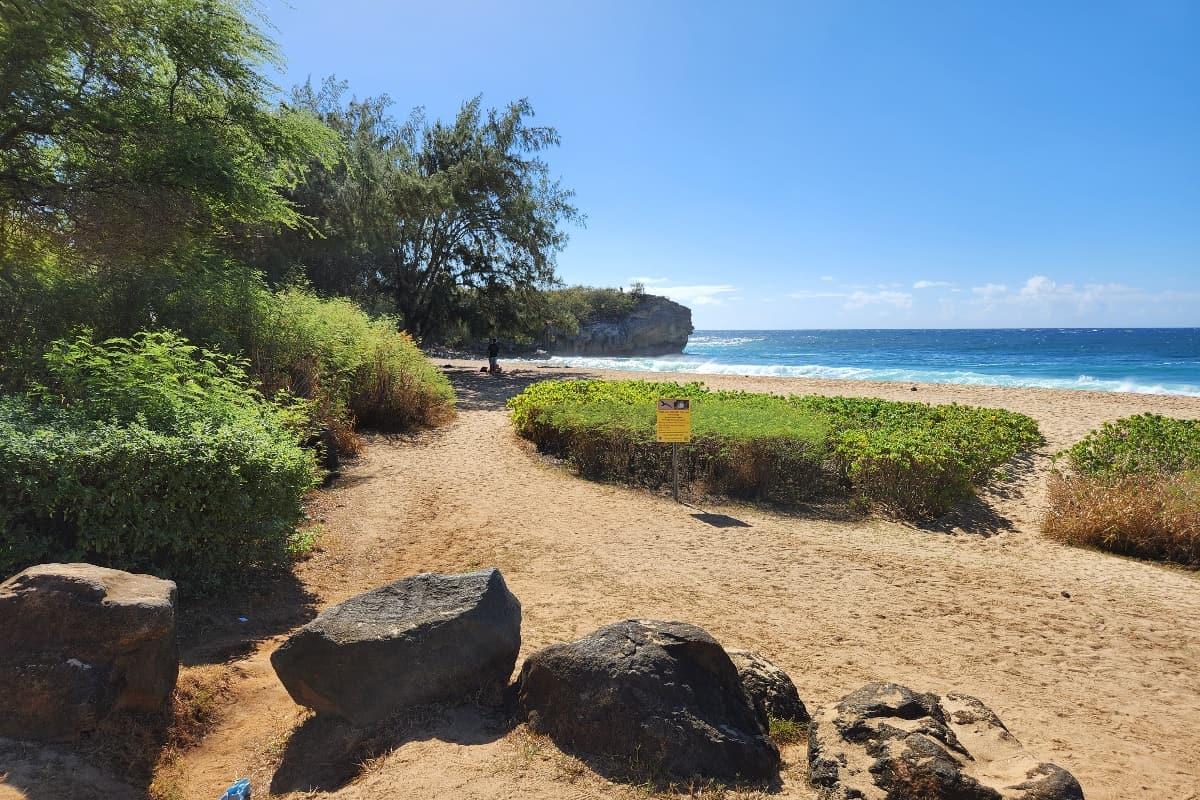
[{"left": 168, "top": 365, "right": 1200, "bottom": 800}]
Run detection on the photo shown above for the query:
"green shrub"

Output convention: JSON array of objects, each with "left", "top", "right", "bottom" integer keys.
[
  {"left": 541, "top": 285, "right": 641, "bottom": 334},
  {"left": 509, "top": 379, "right": 1041, "bottom": 517},
  {"left": 1, "top": 258, "right": 456, "bottom": 444},
  {"left": 1045, "top": 414, "right": 1200, "bottom": 566},
  {"left": 250, "top": 287, "right": 456, "bottom": 441},
  {"left": 1059, "top": 413, "right": 1200, "bottom": 477},
  {"left": 0, "top": 332, "right": 319, "bottom": 591}
]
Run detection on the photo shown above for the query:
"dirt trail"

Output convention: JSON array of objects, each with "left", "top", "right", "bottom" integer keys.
[{"left": 165, "top": 365, "right": 1200, "bottom": 800}]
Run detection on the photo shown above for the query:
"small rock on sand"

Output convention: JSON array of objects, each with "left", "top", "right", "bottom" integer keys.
[{"left": 808, "top": 682, "right": 1085, "bottom": 799}]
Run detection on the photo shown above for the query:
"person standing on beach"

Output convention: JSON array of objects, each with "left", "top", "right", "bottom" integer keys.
[{"left": 487, "top": 337, "right": 500, "bottom": 373}]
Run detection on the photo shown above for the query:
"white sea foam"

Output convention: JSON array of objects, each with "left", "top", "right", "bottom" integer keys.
[
  {"left": 512, "top": 355, "right": 1200, "bottom": 397},
  {"left": 686, "top": 335, "right": 766, "bottom": 347}
]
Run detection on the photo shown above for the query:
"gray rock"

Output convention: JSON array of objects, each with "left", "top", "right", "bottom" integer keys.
[
  {"left": 808, "top": 682, "right": 1085, "bottom": 800},
  {"left": 0, "top": 563, "right": 178, "bottom": 741},
  {"left": 727, "top": 649, "right": 809, "bottom": 723},
  {"left": 271, "top": 568, "right": 521, "bottom": 727},
  {"left": 517, "top": 619, "right": 780, "bottom": 782},
  {"left": 548, "top": 294, "right": 693, "bottom": 356}
]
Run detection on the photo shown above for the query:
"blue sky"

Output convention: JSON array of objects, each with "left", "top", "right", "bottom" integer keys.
[{"left": 262, "top": 1, "right": 1199, "bottom": 329}]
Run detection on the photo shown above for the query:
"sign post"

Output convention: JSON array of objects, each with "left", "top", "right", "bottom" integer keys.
[{"left": 656, "top": 399, "right": 692, "bottom": 502}]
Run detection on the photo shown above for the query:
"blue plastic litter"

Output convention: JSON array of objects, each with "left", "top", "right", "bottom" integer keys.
[{"left": 220, "top": 778, "right": 250, "bottom": 800}]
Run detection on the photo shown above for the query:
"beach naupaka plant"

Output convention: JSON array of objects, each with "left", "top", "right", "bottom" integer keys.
[
  {"left": 1045, "top": 413, "right": 1200, "bottom": 566},
  {"left": 508, "top": 379, "right": 1042, "bottom": 518}
]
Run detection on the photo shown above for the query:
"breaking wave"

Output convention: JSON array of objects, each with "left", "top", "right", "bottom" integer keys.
[{"left": 513, "top": 355, "right": 1200, "bottom": 397}]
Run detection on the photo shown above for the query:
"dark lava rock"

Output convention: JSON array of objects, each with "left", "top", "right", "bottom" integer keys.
[
  {"left": 808, "top": 682, "right": 1085, "bottom": 799},
  {"left": 0, "top": 563, "right": 178, "bottom": 741},
  {"left": 271, "top": 568, "right": 521, "bottom": 727},
  {"left": 517, "top": 619, "right": 779, "bottom": 782},
  {"left": 727, "top": 649, "right": 809, "bottom": 723}
]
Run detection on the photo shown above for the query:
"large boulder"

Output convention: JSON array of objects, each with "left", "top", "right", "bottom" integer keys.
[
  {"left": 516, "top": 619, "right": 780, "bottom": 782},
  {"left": 271, "top": 568, "right": 521, "bottom": 727},
  {"left": 727, "top": 649, "right": 809, "bottom": 723},
  {"left": 547, "top": 294, "right": 694, "bottom": 356},
  {"left": 808, "top": 682, "right": 1085, "bottom": 800},
  {"left": 0, "top": 563, "right": 178, "bottom": 742}
]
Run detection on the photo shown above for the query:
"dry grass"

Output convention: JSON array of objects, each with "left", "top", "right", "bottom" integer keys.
[
  {"left": 49, "top": 664, "right": 239, "bottom": 800},
  {"left": 165, "top": 665, "right": 239, "bottom": 751},
  {"left": 1043, "top": 470, "right": 1200, "bottom": 567}
]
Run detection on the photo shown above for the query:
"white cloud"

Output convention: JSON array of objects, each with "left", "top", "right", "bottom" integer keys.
[
  {"left": 819, "top": 275, "right": 835, "bottom": 282},
  {"left": 788, "top": 289, "right": 847, "bottom": 300},
  {"left": 962, "top": 275, "right": 1196, "bottom": 318},
  {"left": 971, "top": 283, "right": 1009, "bottom": 300},
  {"left": 628, "top": 276, "right": 669, "bottom": 286},
  {"left": 654, "top": 283, "right": 737, "bottom": 306},
  {"left": 1018, "top": 275, "right": 1058, "bottom": 300},
  {"left": 913, "top": 280, "right": 954, "bottom": 289},
  {"left": 845, "top": 290, "right": 913, "bottom": 309}
]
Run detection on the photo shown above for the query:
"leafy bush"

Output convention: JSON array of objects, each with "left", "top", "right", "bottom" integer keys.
[
  {"left": 541, "top": 286, "right": 641, "bottom": 334},
  {"left": 0, "top": 332, "right": 319, "bottom": 591},
  {"left": 0, "top": 257, "right": 456, "bottom": 446},
  {"left": 509, "top": 379, "right": 1041, "bottom": 517},
  {"left": 1059, "top": 414, "right": 1200, "bottom": 477},
  {"left": 1045, "top": 414, "right": 1200, "bottom": 566},
  {"left": 250, "top": 287, "right": 455, "bottom": 443}
]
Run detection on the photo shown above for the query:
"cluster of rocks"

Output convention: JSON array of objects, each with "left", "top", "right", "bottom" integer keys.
[
  {"left": 809, "top": 682, "right": 1085, "bottom": 799},
  {"left": 266, "top": 567, "right": 1085, "bottom": 797},
  {"left": 0, "top": 563, "right": 179, "bottom": 741},
  {"left": 0, "top": 563, "right": 1086, "bottom": 798}
]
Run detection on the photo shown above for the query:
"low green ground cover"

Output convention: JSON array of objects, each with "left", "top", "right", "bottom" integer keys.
[
  {"left": 1045, "top": 414, "right": 1200, "bottom": 566},
  {"left": 509, "top": 379, "right": 1041, "bottom": 518}
]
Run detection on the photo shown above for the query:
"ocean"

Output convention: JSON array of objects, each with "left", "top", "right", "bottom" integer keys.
[{"left": 527, "top": 328, "right": 1200, "bottom": 397}]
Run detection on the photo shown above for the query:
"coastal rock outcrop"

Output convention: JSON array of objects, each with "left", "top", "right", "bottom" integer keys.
[
  {"left": 727, "top": 649, "right": 809, "bottom": 723},
  {"left": 0, "top": 563, "right": 178, "bottom": 742},
  {"left": 808, "top": 682, "right": 1085, "bottom": 799},
  {"left": 516, "top": 619, "right": 780, "bottom": 781},
  {"left": 271, "top": 568, "right": 521, "bottom": 727},
  {"left": 548, "top": 294, "right": 693, "bottom": 356}
]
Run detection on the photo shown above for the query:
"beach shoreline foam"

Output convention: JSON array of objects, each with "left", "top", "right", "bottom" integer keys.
[{"left": 512, "top": 354, "right": 1200, "bottom": 397}]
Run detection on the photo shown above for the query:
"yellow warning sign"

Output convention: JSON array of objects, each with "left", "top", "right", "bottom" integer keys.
[{"left": 656, "top": 398, "right": 692, "bottom": 443}]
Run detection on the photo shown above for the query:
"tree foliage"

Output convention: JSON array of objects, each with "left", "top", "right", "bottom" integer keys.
[
  {"left": 0, "top": 0, "right": 335, "bottom": 262},
  {"left": 246, "top": 80, "right": 581, "bottom": 341}
]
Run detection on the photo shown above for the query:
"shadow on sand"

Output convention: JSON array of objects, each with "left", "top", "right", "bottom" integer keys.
[
  {"left": 525, "top": 732, "right": 785, "bottom": 796},
  {"left": 270, "top": 704, "right": 513, "bottom": 794},
  {"left": 177, "top": 568, "right": 319, "bottom": 667},
  {"left": 445, "top": 365, "right": 600, "bottom": 412},
  {"left": 913, "top": 452, "right": 1039, "bottom": 538}
]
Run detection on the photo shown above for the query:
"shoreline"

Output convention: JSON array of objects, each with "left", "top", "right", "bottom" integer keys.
[{"left": 503, "top": 353, "right": 1200, "bottom": 398}]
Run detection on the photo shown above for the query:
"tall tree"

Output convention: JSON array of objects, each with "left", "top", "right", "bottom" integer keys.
[
  {"left": 252, "top": 85, "right": 580, "bottom": 341},
  {"left": 385, "top": 97, "right": 579, "bottom": 339},
  {"left": 0, "top": 0, "right": 335, "bottom": 262}
]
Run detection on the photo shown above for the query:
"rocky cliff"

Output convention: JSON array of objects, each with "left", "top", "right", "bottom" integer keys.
[{"left": 548, "top": 294, "right": 693, "bottom": 356}]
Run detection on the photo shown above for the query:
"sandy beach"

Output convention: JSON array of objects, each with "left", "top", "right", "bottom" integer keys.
[{"left": 20, "top": 364, "right": 1195, "bottom": 800}]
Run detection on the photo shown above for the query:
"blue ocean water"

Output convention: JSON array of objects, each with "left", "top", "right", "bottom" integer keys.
[{"left": 531, "top": 329, "right": 1200, "bottom": 396}]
